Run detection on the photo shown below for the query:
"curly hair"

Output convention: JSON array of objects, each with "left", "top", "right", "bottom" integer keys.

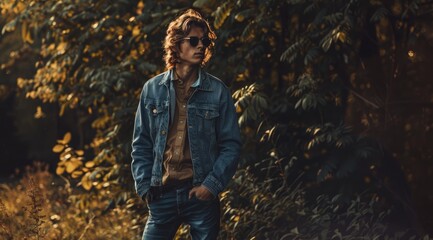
[{"left": 163, "top": 9, "right": 217, "bottom": 69}]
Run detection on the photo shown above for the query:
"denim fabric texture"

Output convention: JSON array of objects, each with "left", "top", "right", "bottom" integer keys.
[
  {"left": 131, "top": 68, "right": 242, "bottom": 199},
  {"left": 142, "top": 184, "right": 220, "bottom": 240}
]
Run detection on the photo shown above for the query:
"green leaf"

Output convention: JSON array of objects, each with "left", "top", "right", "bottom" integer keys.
[
  {"left": 304, "top": 47, "right": 320, "bottom": 65},
  {"left": 370, "top": 7, "right": 390, "bottom": 22},
  {"left": 280, "top": 40, "right": 303, "bottom": 62},
  {"left": 324, "top": 12, "right": 343, "bottom": 25},
  {"left": 321, "top": 36, "right": 333, "bottom": 52}
]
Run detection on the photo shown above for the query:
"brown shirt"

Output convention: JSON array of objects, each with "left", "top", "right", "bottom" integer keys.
[{"left": 162, "top": 79, "right": 194, "bottom": 185}]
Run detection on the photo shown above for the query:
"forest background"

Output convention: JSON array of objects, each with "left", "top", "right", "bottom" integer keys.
[{"left": 1, "top": 0, "right": 433, "bottom": 239}]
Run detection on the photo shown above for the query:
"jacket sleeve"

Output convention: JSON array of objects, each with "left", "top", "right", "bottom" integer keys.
[
  {"left": 202, "top": 87, "right": 241, "bottom": 197},
  {"left": 131, "top": 86, "right": 154, "bottom": 198}
]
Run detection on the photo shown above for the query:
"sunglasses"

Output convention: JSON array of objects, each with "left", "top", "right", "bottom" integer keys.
[{"left": 182, "top": 36, "right": 212, "bottom": 48}]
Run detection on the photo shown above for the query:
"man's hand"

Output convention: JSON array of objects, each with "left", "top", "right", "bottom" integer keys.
[{"left": 189, "top": 185, "right": 214, "bottom": 200}]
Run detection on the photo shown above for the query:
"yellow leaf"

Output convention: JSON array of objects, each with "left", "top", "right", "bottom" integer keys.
[
  {"left": 63, "top": 153, "right": 72, "bottom": 160},
  {"left": 59, "top": 104, "right": 66, "bottom": 117},
  {"left": 34, "top": 106, "right": 45, "bottom": 119},
  {"left": 56, "top": 42, "right": 67, "bottom": 54},
  {"left": 24, "top": 28, "right": 33, "bottom": 44},
  {"left": 50, "top": 214, "right": 61, "bottom": 221},
  {"left": 63, "top": 132, "right": 71, "bottom": 144},
  {"left": 236, "top": 104, "right": 242, "bottom": 113},
  {"left": 307, "top": 141, "right": 313, "bottom": 150},
  {"left": 337, "top": 32, "right": 346, "bottom": 43},
  {"left": 132, "top": 25, "right": 140, "bottom": 36},
  {"left": 76, "top": 150, "right": 84, "bottom": 156},
  {"left": 65, "top": 160, "right": 82, "bottom": 173},
  {"left": 81, "top": 172, "right": 92, "bottom": 190},
  {"left": 234, "top": 13, "right": 245, "bottom": 22},
  {"left": 71, "top": 170, "right": 83, "bottom": 178},
  {"left": 230, "top": 215, "right": 240, "bottom": 222},
  {"left": 85, "top": 161, "right": 95, "bottom": 168},
  {"left": 52, "top": 144, "right": 64, "bottom": 153},
  {"left": 21, "top": 21, "right": 33, "bottom": 44},
  {"left": 56, "top": 166, "right": 65, "bottom": 175}
]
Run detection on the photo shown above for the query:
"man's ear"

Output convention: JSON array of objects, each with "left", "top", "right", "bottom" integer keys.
[{"left": 175, "top": 42, "right": 183, "bottom": 53}]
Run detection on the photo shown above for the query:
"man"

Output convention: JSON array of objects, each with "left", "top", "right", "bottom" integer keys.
[{"left": 131, "top": 9, "right": 241, "bottom": 240}]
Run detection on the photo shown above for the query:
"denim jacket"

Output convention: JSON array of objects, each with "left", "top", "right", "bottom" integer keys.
[{"left": 131, "top": 68, "right": 241, "bottom": 198}]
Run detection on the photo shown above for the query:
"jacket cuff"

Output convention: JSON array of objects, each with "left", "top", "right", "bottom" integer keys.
[
  {"left": 202, "top": 175, "right": 223, "bottom": 197},
  {"left": 136, "top": 181, "right": 150, "bottom": 199}
]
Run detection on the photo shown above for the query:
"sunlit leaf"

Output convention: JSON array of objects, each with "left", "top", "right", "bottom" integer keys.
[
  {"left": 85, "top": 161, "right": 95, "bottom": 168},
  {"left": 213, "top": 1, "right": 233, "bottom": 29},
  {"left": 50, "top": 214, "right": 61, "bottom": 221},
  {"left": 21, "top": 21, "right": 34, "bottom": 44},
  {"left": 81, "top": 172, "right": 92, "bottom": 190},
  {"left": 34, "top": 106, "right": 45, "bottom": 119},
  {"left": 52, "top": 144, "right": 65, "bottom": 153},
  {"left": 76, "top": 150, "right": 84, "bottom": 156},
  {"left": 63, "top": 132, "right": 72, "bottom": 144},
  {"left": 1, "top": 18, "right": 17, "bottom": 34},
  {"left": 321, "top": 37, "right": 333, "bottom": 52},
  {"left": 56, "top": 166, "right": 65, "bottom": 175},
  {"left": 65, "top": 160, "right": 82, "bottom": 173},
  {"left": 71, "top": 170, "right": 84, "bottom": 178}
]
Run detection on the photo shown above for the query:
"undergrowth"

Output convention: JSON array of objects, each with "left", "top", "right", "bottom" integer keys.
[
  {"left": 0, "top": 163, "right": 430, "bottom": 239},
  {"left": 0, "top": 163, "right": 143, "bottom": 239}
]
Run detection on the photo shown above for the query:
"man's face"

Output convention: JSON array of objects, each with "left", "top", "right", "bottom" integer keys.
[{"left": 178, "top": 26, "right": 206, "bottom": 66}]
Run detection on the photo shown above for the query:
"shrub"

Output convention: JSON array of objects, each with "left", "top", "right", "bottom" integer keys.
[
  {"left": 0, "top": 163, "right": 145, "bottom": 240},
  {"left": 1, "top": 163, "right": 431, "bottom": 239},
  {"left": 219, "top": 169, "right": 430, "bottom": 240}
]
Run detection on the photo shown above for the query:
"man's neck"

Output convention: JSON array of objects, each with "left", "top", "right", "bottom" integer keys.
[{"left": 175, "top": 64, "right": 199, "bottom": 86}]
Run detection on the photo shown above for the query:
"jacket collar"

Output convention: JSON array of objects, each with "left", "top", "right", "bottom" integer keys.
[{"left": 158, "top": 68, "right": 212, "bottom": 91}]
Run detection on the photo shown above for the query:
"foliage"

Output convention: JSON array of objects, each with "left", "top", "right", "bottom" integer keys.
[
  {"left": 219, "top": 169, "right": 430, "bottom": 239},
  {"left": 1, "top": 164, "right": 430, "bottom": 240},
  {"left": 2, "top": 0, "right": 433, "bottom": 237},
  {"left": 0, "top": 163, "right": 144, "bottom": 239}
]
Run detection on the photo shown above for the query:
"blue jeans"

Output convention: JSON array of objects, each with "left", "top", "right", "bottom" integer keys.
[{"left": 142, "top": 184, "right": 220, "bottom": 240}]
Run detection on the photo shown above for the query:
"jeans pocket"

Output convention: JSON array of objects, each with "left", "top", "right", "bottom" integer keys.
[
  {"left": 145, "top": 191, "right": 152, "bottom": 205},
  {"left": 145, "top": 187, "right": 160, "bottom": 205},
  {"left": 147, "top": 191, "right": 177, "bottom": 224},
  {"left": 192, "top": 194, "right": 215, "bottom": 203}
]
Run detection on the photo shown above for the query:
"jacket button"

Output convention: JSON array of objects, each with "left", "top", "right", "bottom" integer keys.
[{"left": 161, "top": 130, "right": 166, "bottom": 135}]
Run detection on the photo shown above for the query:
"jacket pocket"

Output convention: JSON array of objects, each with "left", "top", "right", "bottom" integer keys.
[
  {"left": 145, "top": 103, "right": 166, "bottom": 116},
  {"left": 196, "top": 107, "right": 219, "bottom": 134},
  {"left": 144, "top": 102, "right": 167, "bottom": 135}
]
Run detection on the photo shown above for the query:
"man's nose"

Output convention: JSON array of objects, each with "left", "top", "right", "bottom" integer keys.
[{"left": 197, "top": 39, "right": 204, "bottom": 49}]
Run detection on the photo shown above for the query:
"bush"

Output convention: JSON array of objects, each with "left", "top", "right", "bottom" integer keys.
[
  {"left": 1, "top": 163, "right": 431, "bottom": 239},
  {"left": 219, "top": 169, "right": 430, "bottom": 240},
  {"left": 0, "top": 163, "right": 145, "bottom": 240}
]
